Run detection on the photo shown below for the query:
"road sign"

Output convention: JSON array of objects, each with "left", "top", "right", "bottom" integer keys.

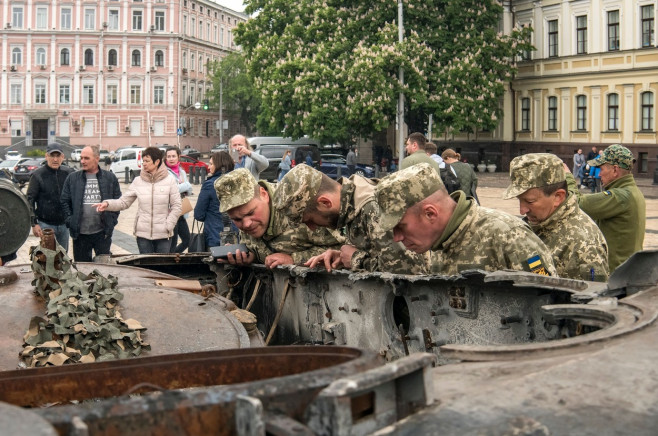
[
  {"left": 177, "top": 128, "right": 183, "bottom": 135},
  {"left": 194, "top": 101, "right": 201, "bottom": 110}
]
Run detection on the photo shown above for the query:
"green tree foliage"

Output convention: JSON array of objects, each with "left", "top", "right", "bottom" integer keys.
[
  {"left": 208, "top": 52, "right": 261, "bottom": 136},
  {"left": 236, "top": 0, "right": 532, "bottom": 143}
]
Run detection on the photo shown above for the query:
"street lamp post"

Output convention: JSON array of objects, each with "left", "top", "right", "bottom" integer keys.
[{"left": 397, "top": 0, "right": 405, "bottom": 164}]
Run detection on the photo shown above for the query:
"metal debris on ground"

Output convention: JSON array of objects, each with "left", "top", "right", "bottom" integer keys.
[{"left": 20, "top": 231, "right": 150, "bottom": 367}]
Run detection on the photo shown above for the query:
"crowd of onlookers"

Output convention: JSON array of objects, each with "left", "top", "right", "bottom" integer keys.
[{"left": 1, "top": 135, "right": 647, "bottom": 283}]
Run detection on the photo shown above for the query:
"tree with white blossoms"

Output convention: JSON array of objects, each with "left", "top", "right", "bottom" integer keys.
[
  {"left": 235, "top": 0, "right": 532, "bottom": 144},
  {"left": 208, "top": 52, "right": 260, "bottom": 136}
]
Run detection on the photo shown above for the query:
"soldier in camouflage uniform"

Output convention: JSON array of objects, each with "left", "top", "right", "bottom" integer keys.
[
  {"left": 273, "top": 164, "right": 428, "bottom": 274},
  {"left": 214, "top": 168, "right": 344, "bottom": 267},
  {"left": 503, "top": 153, "right": 609, "bottom": 281},
  {"left": 566, "top": 144, "right": 646, "bottom": 272},
  {"left": 375, "top": 163, "right": 558, "bottom": 276}
]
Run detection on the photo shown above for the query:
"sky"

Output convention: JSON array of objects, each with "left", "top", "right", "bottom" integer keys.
[{"left": 217, "top": 0, "right": 246, "bottom": 13}]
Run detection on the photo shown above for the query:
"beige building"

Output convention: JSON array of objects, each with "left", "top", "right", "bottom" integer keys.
[
  {"left": 0, "top": 0, "right": 246, "bottom": 155},
  {"left": 430, "top": 0, "right": 658, "bottom": 177}
]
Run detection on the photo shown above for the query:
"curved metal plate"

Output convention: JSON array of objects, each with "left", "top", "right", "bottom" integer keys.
[{"left": 0, "top": 263, "right": 249, "bottom": 371}]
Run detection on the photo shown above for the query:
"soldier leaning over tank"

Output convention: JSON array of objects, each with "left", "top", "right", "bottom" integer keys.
[
  {"left": 374, "top": 163, "right": 557, "bottom": 276},
  {"left": 273, "top": 164, "right": 429, "bottom": 274},
  {"left": 503, "top": 153, "right": 609, "bottom": 281},
  {"left": 565, "top": 144, "right": 646, "bottom": 272},
  {"left": 214, "top": 168, "right": 344, "bottom": 268}
]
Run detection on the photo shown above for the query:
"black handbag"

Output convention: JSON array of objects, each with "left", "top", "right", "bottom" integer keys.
[{"left": 188, "top": 220, "right": 208, "bottom": 252}]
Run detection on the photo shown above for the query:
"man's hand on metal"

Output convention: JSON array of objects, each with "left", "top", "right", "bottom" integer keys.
[
  {"left": 264, "top": 253, "right": 294, "bottom": 269},
  {"left": 305, "top": 249, "right": 342, "bottom": 272},
  {"left": 32, "top": 224, "right": 42, "bottom": 238},
  {"left": 339, "top": 245, "right": 358, "bottom": 269}
]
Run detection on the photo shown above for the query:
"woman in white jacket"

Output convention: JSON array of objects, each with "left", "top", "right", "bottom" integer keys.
[{"left": 94, "top": 147, "right": 181, "bottom": 254}]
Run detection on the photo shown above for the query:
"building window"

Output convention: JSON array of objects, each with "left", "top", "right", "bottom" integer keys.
[
  {"left": 107, "top": 85, "right": 118, "bottom": 104},
  {"left": 576, "top": 95, "right": 587, "bottom": 130},
  {"left": 36, "top": 48, "right": 47, "bottom": 66},
  {"left": 59, "top": 84, "right": 70, "bottom": 104},
  {"left": 547, "top": 96, "right": 558, "bottom": 131},
  {"left": 61, "top": 8, "right": 72, "bottom": 30},
  {"left": 190, "top": 54, "right": 195, "bottom": 70},
  {"left": 521, "top": 98, "right": 530, "bottom": 131},
  {"left": 191, "top": 17, "right": 196, "bottom": 37},
  {"left": 84, "top": 49, "right": 94, "bottom": 66},
  {"left": 108, "top": 49, "right": 118, "bottom": 66},
  {"left": 109, "top": 10, "right": 119, "bottom": 30},
  {"left": 641, "top": 92, "right": 654, "bottom": 131},
  {"left": 35, "top": 84, "right": 47, "bottom": 104},
  {"left": 10, "top": 84, "right": 22, "bottom": 104},
  {"left": 154, "top": 85, "right": 164, "bottom": 104},
  {"left": 220, "top": 26, "right": 224, "bottom": 45},
  {"left": 182, "top": 84, "right": 187, "bottom": 105},
  {"left": 642, "top": 5, "right": 655, "bottom": 47},
  {"left": 639, "top": 152, "right": 649, "bottom": 173},
  {"left": 132, "top": 50, "right": 141, "bottom": 66},
  {"left": 12, "top": 7, "right": 24, "bottom": 29},
  {"left": 607, "top": 93, "right": 619, "bottom": 131},
  {"left": 155, "top": 11, "right": 165, "bottom": 31},
  {"left": 36, "top": 7, "right": 48, "bottom": 29},
  {"left": 130, "top": 85, "right": 141, "bottom": 104},
  {"left": 228, "top": 29, "right": 232, "bottom": 46},
  {"left": 154, "top": 50, "right": 164, "bottom": 66},
  {"left": 183, "top": 15, "right": 187, "bottom": 34},
  {"left": 132, "top": 10, "right": 143, "bottom": 30},
  {"left": 199, "top": 20, "right": 203, "bottom": 39},
  {"left": 182, "top": 52, "right": 187, "bottom": 69},
  {"left": 576, "top": 15, "right": 587, "bottom": 54},
  {"left": 214, "top": 25, "right": 218, "bottom": 43},
  {"left": 608, "top": 10, "right": 620, "bottom": 51},
  {"left": 83, "top": 85, "right": 95, "bottom": 104},
  {"left": 548, "top": 20, "right": 558, "bottom": 57},
  {"left": 207, "top": 23, "right": 211, "bottom": 41},
  {"left": 11, "top": 48, "right": 22, "bottom": 65},
  {"left": 60, "top": 48, "right": 70, "bottom": 66},
  {"left": 84, "top": 9, "right": 96, "bottom": 30}
]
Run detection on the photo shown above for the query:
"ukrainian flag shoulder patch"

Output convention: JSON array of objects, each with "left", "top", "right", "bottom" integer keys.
[
  {"left": 527, "top": 255, "right": 550, "bottom": 276},
  {"left": 603, "top": 190, "right": 612, "bottom": 196}
]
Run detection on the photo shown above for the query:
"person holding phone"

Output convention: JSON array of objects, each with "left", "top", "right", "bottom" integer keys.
[
  {"left": 229, "top": 134, "right": 268, "bottom": 180},
  {"left": 278, "top": 149, "right": 292, "bottom": 181}
]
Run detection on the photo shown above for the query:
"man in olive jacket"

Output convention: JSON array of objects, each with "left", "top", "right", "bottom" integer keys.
[{"left": 568, "top": 144, "right": 646, "bottom": 272}]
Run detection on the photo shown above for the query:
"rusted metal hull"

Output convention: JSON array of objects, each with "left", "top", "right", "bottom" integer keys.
[{"left": 0, "top": 262, "right": 250, "bottom": 371}]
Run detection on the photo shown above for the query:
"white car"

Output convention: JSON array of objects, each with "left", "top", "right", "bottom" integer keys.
[
  {"left": 0, "top": 157, "right": 30, "bottom": 174},
  {"left": 70, "top": 149, "right": 82, "bottom": 162},
  {"left": 5, "top": 151, "right": 21, "bottom": 159}
]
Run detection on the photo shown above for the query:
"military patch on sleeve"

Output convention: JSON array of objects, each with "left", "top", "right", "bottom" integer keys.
[
  {"left": 527, "top": 254, "right": 550, "bottom": 276},
  {"left": 603, "top": 190, "right": 612, "bottom": 196}
]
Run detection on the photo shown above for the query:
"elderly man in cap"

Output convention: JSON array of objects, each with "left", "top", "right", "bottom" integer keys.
[
  {"left": 274, "top": 164, "right": 428, "bottom": 274},
  {"left": 26, "top": 143, "right": 76, "bottom": 251},
  {"left": 375, "top": 163, "right": 557, "bottom": 276},
  {"left": 504, "top": 153, "right": 608, "bottom": 281},
  {"left": 568, "top": 144, "right": 646, "bottom": 272},
  {"left": 214, "top": 168, "right": 343, "bottom": 268}
]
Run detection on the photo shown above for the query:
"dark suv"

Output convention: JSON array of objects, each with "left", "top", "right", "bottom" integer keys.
[{"left": 250, "top": 137, "right": 322, "bottom": 181}]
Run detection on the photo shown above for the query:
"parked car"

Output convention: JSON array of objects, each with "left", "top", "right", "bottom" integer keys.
[
  {"left": 109, "top": 146, "right": 146, "bottom": 182},
  {"left": 320, "top": 154, "right": 375, "bottom": 179},
  {"left": 70, "top": 149, "right": 82, "bottom": 162},
  {"left": 181, "top": 148, "right": 201, "bottom": 159},
  {"left": 0, "top": 157, "right": 30, "bottom": 175},
  {"left": 212, "top": 143, "right": 228, "bottom": 152},
  {"left": 179, "top": 155, "right": 209, "bottom": 174},
  {"left": 249, "top": 137, "right": 322, "bottom": 181},
  {"left": 13, "top": 158, "right": 47, "bottom": 184},
  {"left": 5, "top": 151, "right": 22, "bottom": 160}
]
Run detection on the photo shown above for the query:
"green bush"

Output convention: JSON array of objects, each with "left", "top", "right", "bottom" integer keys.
[{"left": 27, "top": 149, "right": 46, "bottom": 157}]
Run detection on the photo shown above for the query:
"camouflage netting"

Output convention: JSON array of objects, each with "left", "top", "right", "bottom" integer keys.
[{"left": 21, "top": 243, "right": 150, "bottom": 367}]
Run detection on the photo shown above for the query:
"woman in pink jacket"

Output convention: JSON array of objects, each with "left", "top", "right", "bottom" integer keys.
[{"left": 94, "top": 147, "right": 181, "bottom": 254}]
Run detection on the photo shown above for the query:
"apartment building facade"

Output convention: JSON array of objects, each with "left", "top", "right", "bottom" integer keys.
[
  {"left": 0, "top": 0, "right": 246, "bottom": 154},
  {"left": 431, "top": 0, "right": 658, "bottom": 177}
]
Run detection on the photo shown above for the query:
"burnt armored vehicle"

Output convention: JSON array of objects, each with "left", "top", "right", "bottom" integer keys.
[{"left": 1, "top": 181, "right": 658, "bottom": 434}]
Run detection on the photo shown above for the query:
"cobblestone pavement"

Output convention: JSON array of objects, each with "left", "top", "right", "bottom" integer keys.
[{"left": 9, "top": 171, "right": 658, "bottom": 265}]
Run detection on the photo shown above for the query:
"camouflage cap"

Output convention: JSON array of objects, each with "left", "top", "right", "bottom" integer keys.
[
  {"left": 587, "top": 144, "right": 635, "bottom": 170},
  {"left": 214, "top": 168, "right": 259, "bottom": 213},
  {"left": 272, "top": 164, "right": 323, "bottom": 221},
  {"left": 503, "top": 153, "right": 566, "bottom": 199},
  {"left": 375, "top": 163, "right": 444, "bottom": 232}
]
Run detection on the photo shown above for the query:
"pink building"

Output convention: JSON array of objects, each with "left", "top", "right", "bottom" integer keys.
[{"left": 0, "top": 0, "right": 246, "bottom": 155}]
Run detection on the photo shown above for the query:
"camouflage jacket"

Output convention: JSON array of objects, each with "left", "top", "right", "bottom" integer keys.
[
  {"left": 527, "top": 193, "right": 609, "bottom": 281},
  {"left": 338, "top": 176, "right": 429, "bottom": 274},
  {"left": 568, "top": 173, "right": 646, "bottom": 272},
  {"left": 429, "top": 192, "right": 557, "bottom": 276},
  {"left": 400, "top": 151, "right": 441, "bottom": 175},
  {"left": 240, "top": 181, "right": 345, "bottom": 264}
]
